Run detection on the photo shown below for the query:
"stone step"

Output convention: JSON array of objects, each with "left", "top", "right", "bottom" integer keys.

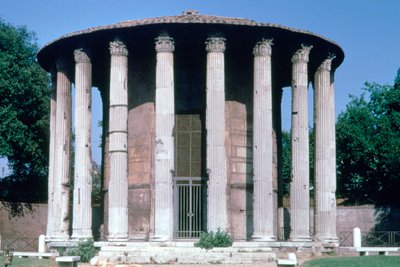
[
  {"left": 95, "top": 240, "right": 316, "bottom": 248},
  {"left": 99, "top": 245, "right": 272, "bottom": 253},
  {"left": 95, "top": 245, "right": 276, "bottom": 264},
  {"left": 95, "top": 255, "right": 276, "bottom": 264},
  {"left": 99, "top": 251, "right": 275, "bottom": 257}
]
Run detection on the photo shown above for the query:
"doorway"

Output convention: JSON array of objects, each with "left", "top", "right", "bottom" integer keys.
[{"left": 173, "top": 114, "right": 206, "bottom": 238}]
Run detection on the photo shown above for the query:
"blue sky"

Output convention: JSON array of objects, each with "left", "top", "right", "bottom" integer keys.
[{"left": 1, "top": 0, "right": 399, "bottom": 168}]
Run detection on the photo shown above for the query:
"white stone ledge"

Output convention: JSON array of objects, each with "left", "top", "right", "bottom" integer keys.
[
  {"left": 13, "top": 251, "right": 59, "bottom": 258},
  {"left": 56, "top": 256, "right": 81, "bottom": 267},
  {"left": 356, "top": 247, "right": 399, "bottom": 256},
  {"left": 56, "top": 256, "right": 81, "bottom": 262}
]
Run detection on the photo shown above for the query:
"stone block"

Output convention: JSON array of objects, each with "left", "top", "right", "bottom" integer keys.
[
  {"left": 229, "top": 173, "right": 249, "bottom": 185},
  {"left": 128, "top": 103, "right": 155, "bottom": 135},
  {"left": 56, "top": 256, "right": 80, "bottom": 267},
  {"left": 128, "top": 172, "right": 151, "bottom": 184},
  {"left": 229, "top": 187, "right": 247, "bottom": 240},
  {"left": 128, "top": 188, "right": 151, "bottom": 237},
  {"left": 231, "top": 134, "right": 246, "bottom": 146},
  {"left": 226, "top": 101, "right": 247, "bottom": 118},
  {"left": 236, "top": 146, "right": 252, "bottom": 158},
  {"left": 128, "top": 145, "right": 149, "bottom": 162},
  {"left": 230, "top": 118, "right": 246, "bottom": 131},
  {"left": 129, "top": 161, "right": 151, "bottom": 173},
  {"left": 232, "top": 162, "right": 252, "bottom": 174}
]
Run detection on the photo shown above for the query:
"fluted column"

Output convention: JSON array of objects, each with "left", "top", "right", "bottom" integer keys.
[
  {"left": 252, "top": 39, "right": 275, "bottom": 241},
  {"left": 153, "top": 35, "right": 175, "bottom": 240},
  {"left": 205, "top": 36, "right": 228, "bottom": 232},
  {"left": 273, "top": 86, "right": 284, "bottom": 240},
  {"left": 46, "top": 71, "right": 57, "bottom": 240},
  {"left": 72, "top": 48, "right": 93, "bottom": 239},
  {"left": 314, "top": 56, "right": 338, "bottom": 243},
  {"left": 290, "top": 46, "right": 312, "bottom": 241},
  {"left": 53, "top": 58, "right": 72, "bottom": 240},
  {"left": 108, "top": 41, "right": 129, "bottom": 241}
]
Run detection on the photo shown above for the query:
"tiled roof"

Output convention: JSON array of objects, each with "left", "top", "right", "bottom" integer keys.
[{"left": 42, "top": 10, "right": 337, "bottom": 49}]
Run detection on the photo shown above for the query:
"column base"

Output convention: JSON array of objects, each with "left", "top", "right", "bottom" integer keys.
[
  {"left": 290, "top": 236, "right": 312, "bottom": 242},
  {"left": 316, "top": 237, "right": 339, "bottom": 247},
  {"left": 46, "top": 235, "right": 70, "bottom": 242},
  {"left": 107, "top": 234, "right": 129, "bottom": 242},
  {"left": 152, "top": 235, "right": 172, "bottom": 242},
  {"left": 252, "top": 234, "right": 276, "bottom": 242},
  {"left": 71, "top": 231, "right": 93, "bottom": 240}
]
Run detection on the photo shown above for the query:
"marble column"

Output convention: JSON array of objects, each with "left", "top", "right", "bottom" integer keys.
[
  {"left": 153, "top": 35, "right": 175, "bottom": 241},
  {"left": 53, "top": 58, "right": 72, "bottom": 240},
  {"left": 252, "top": 39, "right": 275, "bottom": 241},
  {"left": 72, "top": 48, "right": 93, "bottom": 239},
  {"left": 290, "top": 45, "right": 312, "bottom": 241},
  {"left": 314, "top": 56, "right": 338, "bottom": 243},
  {"left": 205, "top": 36, "right": 228, "bottom": 232},
  {"left": 46, "top": 71, "right": 57, "bottom": 240},
  {"left": 273, "top": 86, "right": 284, "bottom": 240},
  {"left": 108, "top": 41, "right": 129, "bottom": 241}
]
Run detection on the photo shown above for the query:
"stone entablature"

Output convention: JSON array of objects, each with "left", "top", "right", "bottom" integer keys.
[{"left": 38, "top": 11, "right": 344, "bottom": 247}]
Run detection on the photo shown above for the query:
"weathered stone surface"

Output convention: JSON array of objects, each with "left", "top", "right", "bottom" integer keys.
[
  {"left": 252, "top": 39, "right": 275, "bottom": 241},
  {"left": 46, "top": 72, "right": 57, "bottom": 240},
  {"left": 154, "top": 35, "right": 175, "bottom": 241},
  {"left": 206, "top": 36, "right": 228, "bottom": 232},
  {"left": 314, "top": 57, "right": 337, "bottom": 243},
  {"left": 226, "top": 101, "right": 251, "bottom": 240},
  {"left": 108, "top": 40, "right": 129, "bottom": 241},
  {"left": 72, "top": 48, "right": 93, "bottom": 239},
  {"left": 127, "top": 103, "right": 154, "bottom": 240},
  {"left": 128, "top": 188, "right": 151, "bottom": 238},
  {"left": 53, "top": 58, "right": 72, "bottom": 241},
  {"left": 290, "top": 46, "right": 312, "bottom": 241}
]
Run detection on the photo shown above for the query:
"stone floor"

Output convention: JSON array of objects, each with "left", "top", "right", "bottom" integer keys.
[
  {"left": 78, "top": 259, "right": 309, "bottom": 266},
  {"left": 78, "top": 264, "right": 279, "bottom": 267}
]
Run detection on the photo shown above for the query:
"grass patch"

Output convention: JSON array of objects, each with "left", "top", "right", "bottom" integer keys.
[
  {"left": 302, "top": 256, "right": 400, "bottom": 267},
  {"left": 0, "top": 256, "right": 55, "bottom": 266}
]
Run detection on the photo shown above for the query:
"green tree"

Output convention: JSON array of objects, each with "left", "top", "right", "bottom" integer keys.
[
  {"left": 281, "top": 130, "right": 291, "bottom": 195},
  {"left": 0, "top": 18, "right": 49, "bottom": 206},
  {"left": 336, "top": 69, "right": 400, "bottom": 204},
  {"left": 280, "top": 129, "right": 314, "bottom": 197}
]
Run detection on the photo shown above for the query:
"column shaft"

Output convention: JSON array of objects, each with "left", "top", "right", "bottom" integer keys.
[
  {"left": 53, "top": 59, "right": 72, "bottom": 240},
  {"left": 205, "top": 37, "right": 228, "bottom": 232},
  {"left": 46, "top": 72, "right": 57, "bottom": 240},
  {"left": 290, "top": 46, "right": 312, "bottom": 241},
  {"left": 72, "top": 49, "right": 93, "bottom": 239},
  {"left": 108, "top": 41, "right": 129, "bottom": 241},
  {"left": 273, "top": 86, "right": 284, "bottom": 240},
  {"left": 252, "top": 40, "right": 275, "bottom": 240},
  {"left": 314, "top": 57, "right": 338, "bottom": 243},
  {"left": 154, "top": 36, "right": 175, "bottom": 240}
]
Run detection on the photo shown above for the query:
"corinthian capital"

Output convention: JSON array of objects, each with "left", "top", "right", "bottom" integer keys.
[
  {"left": 291, "top": 45, "right": 313, "bottom": 63},
  {"left": 317, "top": 55, "right": 336, "bottom": 72},
  {"left": 155, "top": 35, "right": 175, "bottom": 53},
  {"left": 109, "top": 41, "right": 128, "bottom": 56},
  {"left": 74, "top": 48, "right": 91, "bottom": 63},
  {"left": 205, "top": 37, "right": 226, "bottom": 53},
  {"left": 253, "top": 39, "right": 273, "bottom": 57}
]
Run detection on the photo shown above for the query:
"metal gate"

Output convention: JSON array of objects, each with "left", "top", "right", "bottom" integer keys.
[{"left": 174, "top": 177, "right": 206, "bottom": 238}]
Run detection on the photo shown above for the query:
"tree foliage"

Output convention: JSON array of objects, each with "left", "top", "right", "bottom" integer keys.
[
  {"left": 281, "top": 129, "right": 315, "bottom": 197},
  {"left": 0, "top": 18, "right": 49, "bottom": 205},
  {"left": 281, "top": 130, "right": 291, "bottom": 195},
  {"left": 336, "top": 69, "right": 400, "bottom": 205}
]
